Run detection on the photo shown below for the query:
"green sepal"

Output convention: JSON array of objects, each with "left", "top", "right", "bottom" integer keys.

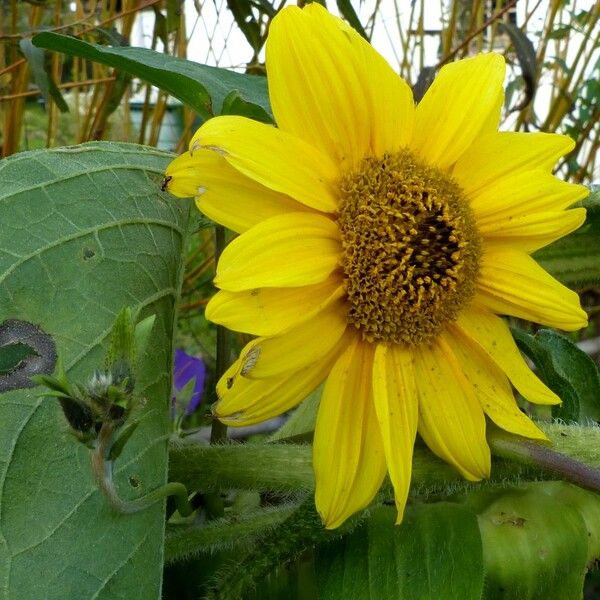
[
  {"left": 107, "top": 307, "right": 136, "bottom": 375},
  {"left": 31, "top": 357, "right": 78, "bottom": 400},
  {"left": 134, "top": 314, "right": 156, "bottom": 363},
  {"left": 57, "top": 396, "right": 95, "bottom": 438},
  {"left": 109, "top": 420, "right": 140, "bottom": 461},
  {"left": 32, "top": 366, "right": 96, "bottom": 437}
]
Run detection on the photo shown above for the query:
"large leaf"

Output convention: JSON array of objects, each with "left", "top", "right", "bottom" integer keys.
[
  {"left": 0, "top": 143, "right": 192, "bottom": 598},
  {"left": 316, "top": 504, "right": 484, "bottom": 599},
  {"left": 464, "top": 483, "right": 591, "bottom": 600},
  {"left": 33, "top": 33, "right": 272, "bottom": 122}
]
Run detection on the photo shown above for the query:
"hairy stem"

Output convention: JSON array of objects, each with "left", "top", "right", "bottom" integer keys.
[
  {"left": 170, "top": 424, "right": 600, "bottom": 496},
  {"left": 92, "top": 422, "right": 193, "bottom": 516},
  {"left": 489, "top": 428, "right": 600, "bottom": 492}
]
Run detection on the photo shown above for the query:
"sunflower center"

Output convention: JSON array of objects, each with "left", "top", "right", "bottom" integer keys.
[{"left": 337, "top": 149, "right": 481, "bottom": 346}]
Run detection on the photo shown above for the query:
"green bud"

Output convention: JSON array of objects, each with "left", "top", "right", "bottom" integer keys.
[
  {"left": 111, "top": 359, "right": 134, "bottom": 393},
  {"left": 86, "top": 369, "right": 114, "bottom": 407}
]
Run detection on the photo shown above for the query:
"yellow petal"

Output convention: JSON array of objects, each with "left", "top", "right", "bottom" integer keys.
[
  {"left": 372, "top": 343, "right": 418, "bottom": 523},
  {"left": 470, "top": 169, "right": 588, "bottom": 225},
  {"left": 453, "top": 131, "right": 575, "bottom": 197},
  {"left": 454, "top": 306, "right": 560, "bottom": 405},
  {"left": 314, "top": 338, "right": 387, "bottom": 529},
  {"left": 214, "top": 212, "right": 341, "bottom": 291},
  {"left": 447, "top": 329, "right": 547, "bottom": 441},
  {"left": 267, "top": 4, "right": 413, "bottom": 167},
  {"left": 165, "top": 149, "right": 309, "bottom": 232},
  {"left": 480, "top": 208, "right": 587, "bottom": 253},
  {"left": 206, "top": 278, "right": 344, "bottom": 336},
  {"left": 411, "top": 53, "right": 505, "bottom": 169},
  {"left": 164, "top": 151, "right": 206, "bottom": 198},
  {"left": 189, "top": 115, "right": 339, "bottom": 212},
  {"left": 233, "top": 297, "right": 349, "bottom": 380},
  {"left": 415, "top": 337, "right": 491, "bottom": 481},
  {"left": 477, "top": 249, "right": 588, "bottom": 330},
  {"left": 214, "top": 332, "right": 351, "bottom": 426}
]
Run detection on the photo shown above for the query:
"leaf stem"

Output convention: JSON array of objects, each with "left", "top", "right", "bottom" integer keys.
[
  {"left": 92, "top": 422, "right": 194, "bottom": 516},
  {"left": 170, "top": 424, "right": 600, "bottom": 496},
  {"left": 488, "top": 428, "right": 600, "bottom": 492}
]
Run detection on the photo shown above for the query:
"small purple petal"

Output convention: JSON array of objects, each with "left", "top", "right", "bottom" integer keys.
[{"left": 174, "top": 349, "right": 206, "bottom": 415}]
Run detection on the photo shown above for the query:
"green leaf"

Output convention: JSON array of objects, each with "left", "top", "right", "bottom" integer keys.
[
  {"left": 0, "top": 142, "right": 192, "bottom": 597},
  {"left": 0, "top": 342, "right": 37, "bottom": 374},
  {"left": 535, "top": 481, "right": 600, "bottom": 561},
  {"left": 498, "top": 22, "right": 537, "bottom": 111},
  {"left": 221, "top": 90, "right": 273, "bottom": 123},
  {"left": 268, "top": 385, "right": 321, "bottom": 442},
  {"left": 109, "top": 420, "right": 140, "bottom": 461},
  {"left": 33, "top": 32, "right": 272, "bottom": 121},
  {"left": 412, "top": 66, "right": 437, "bottom": 103},
  {"left": 465, "top": 483, "right": 590, "bottom": 600},
  {"left": 535, "top": 190, "right": 600, "bottom": 288},
  {"left": 512, "top": 328, "right": 600, "bottom": 423},
  {"left": 166, "top": 0, "right": 181, "bottom": 33},
  {"left": 19, "top": 38, "right": 69, "bottom": 113},
  {"left": 227, "top": 0, "right": 263, "bottom": 52},
  {"left": 172, "top": 376, "right": 197, "bottom": 414},
  {"left": 152, "top": 8, "right": 169, "bottom": 47},
  {"left": 547, "top": 25, "right": 572, "bottom": 39},
  {"left": 316, "top": 504, "right": 484, "bottom": 600},
  {"left": 336, "top": 0, "right": 369, "bottom": 40}
]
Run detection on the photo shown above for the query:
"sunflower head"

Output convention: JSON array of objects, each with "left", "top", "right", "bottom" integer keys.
[
  {"left": 165, "top": 4, "right": 588, "bottom": 528},
  {"left": 338, "top": 149, "right": 481, "bottom": 346}
]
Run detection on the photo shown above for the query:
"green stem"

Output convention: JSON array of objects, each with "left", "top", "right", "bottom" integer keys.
[
  {"left": 165, "top": 503, "right": 297, "bottom": 563},
  {"left": 169, "top": 441, "right": 315, "bottom": 492},
  {"left": 93, "top": 423, "right": 194, "bottom": 516},
  {"left": 170, "top": 424, "right": 600, "bottom": 496},
  {"left": 210, "top": 224, "right": 228, "bottom": 444},
  {"left": 488, "top": 428, "right": 600, "bottom": 492}
]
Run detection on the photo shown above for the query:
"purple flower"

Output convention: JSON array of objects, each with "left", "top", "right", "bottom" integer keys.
[{"left": 173, "top": 349, "right": 206, "bottom": 415}]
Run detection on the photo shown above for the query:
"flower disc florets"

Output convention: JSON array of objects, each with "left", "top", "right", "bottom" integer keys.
[{"left": 338, "top": 149, "right": 481, "bottom": 346}]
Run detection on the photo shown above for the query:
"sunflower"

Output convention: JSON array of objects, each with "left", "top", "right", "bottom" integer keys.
[{"left": 165, "top": 4, "right": 588, "bottom": 528}]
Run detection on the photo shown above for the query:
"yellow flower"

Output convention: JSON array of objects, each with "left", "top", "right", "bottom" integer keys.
[{"left": 165, "top": 5, "right": 588, "bottom": 528}]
